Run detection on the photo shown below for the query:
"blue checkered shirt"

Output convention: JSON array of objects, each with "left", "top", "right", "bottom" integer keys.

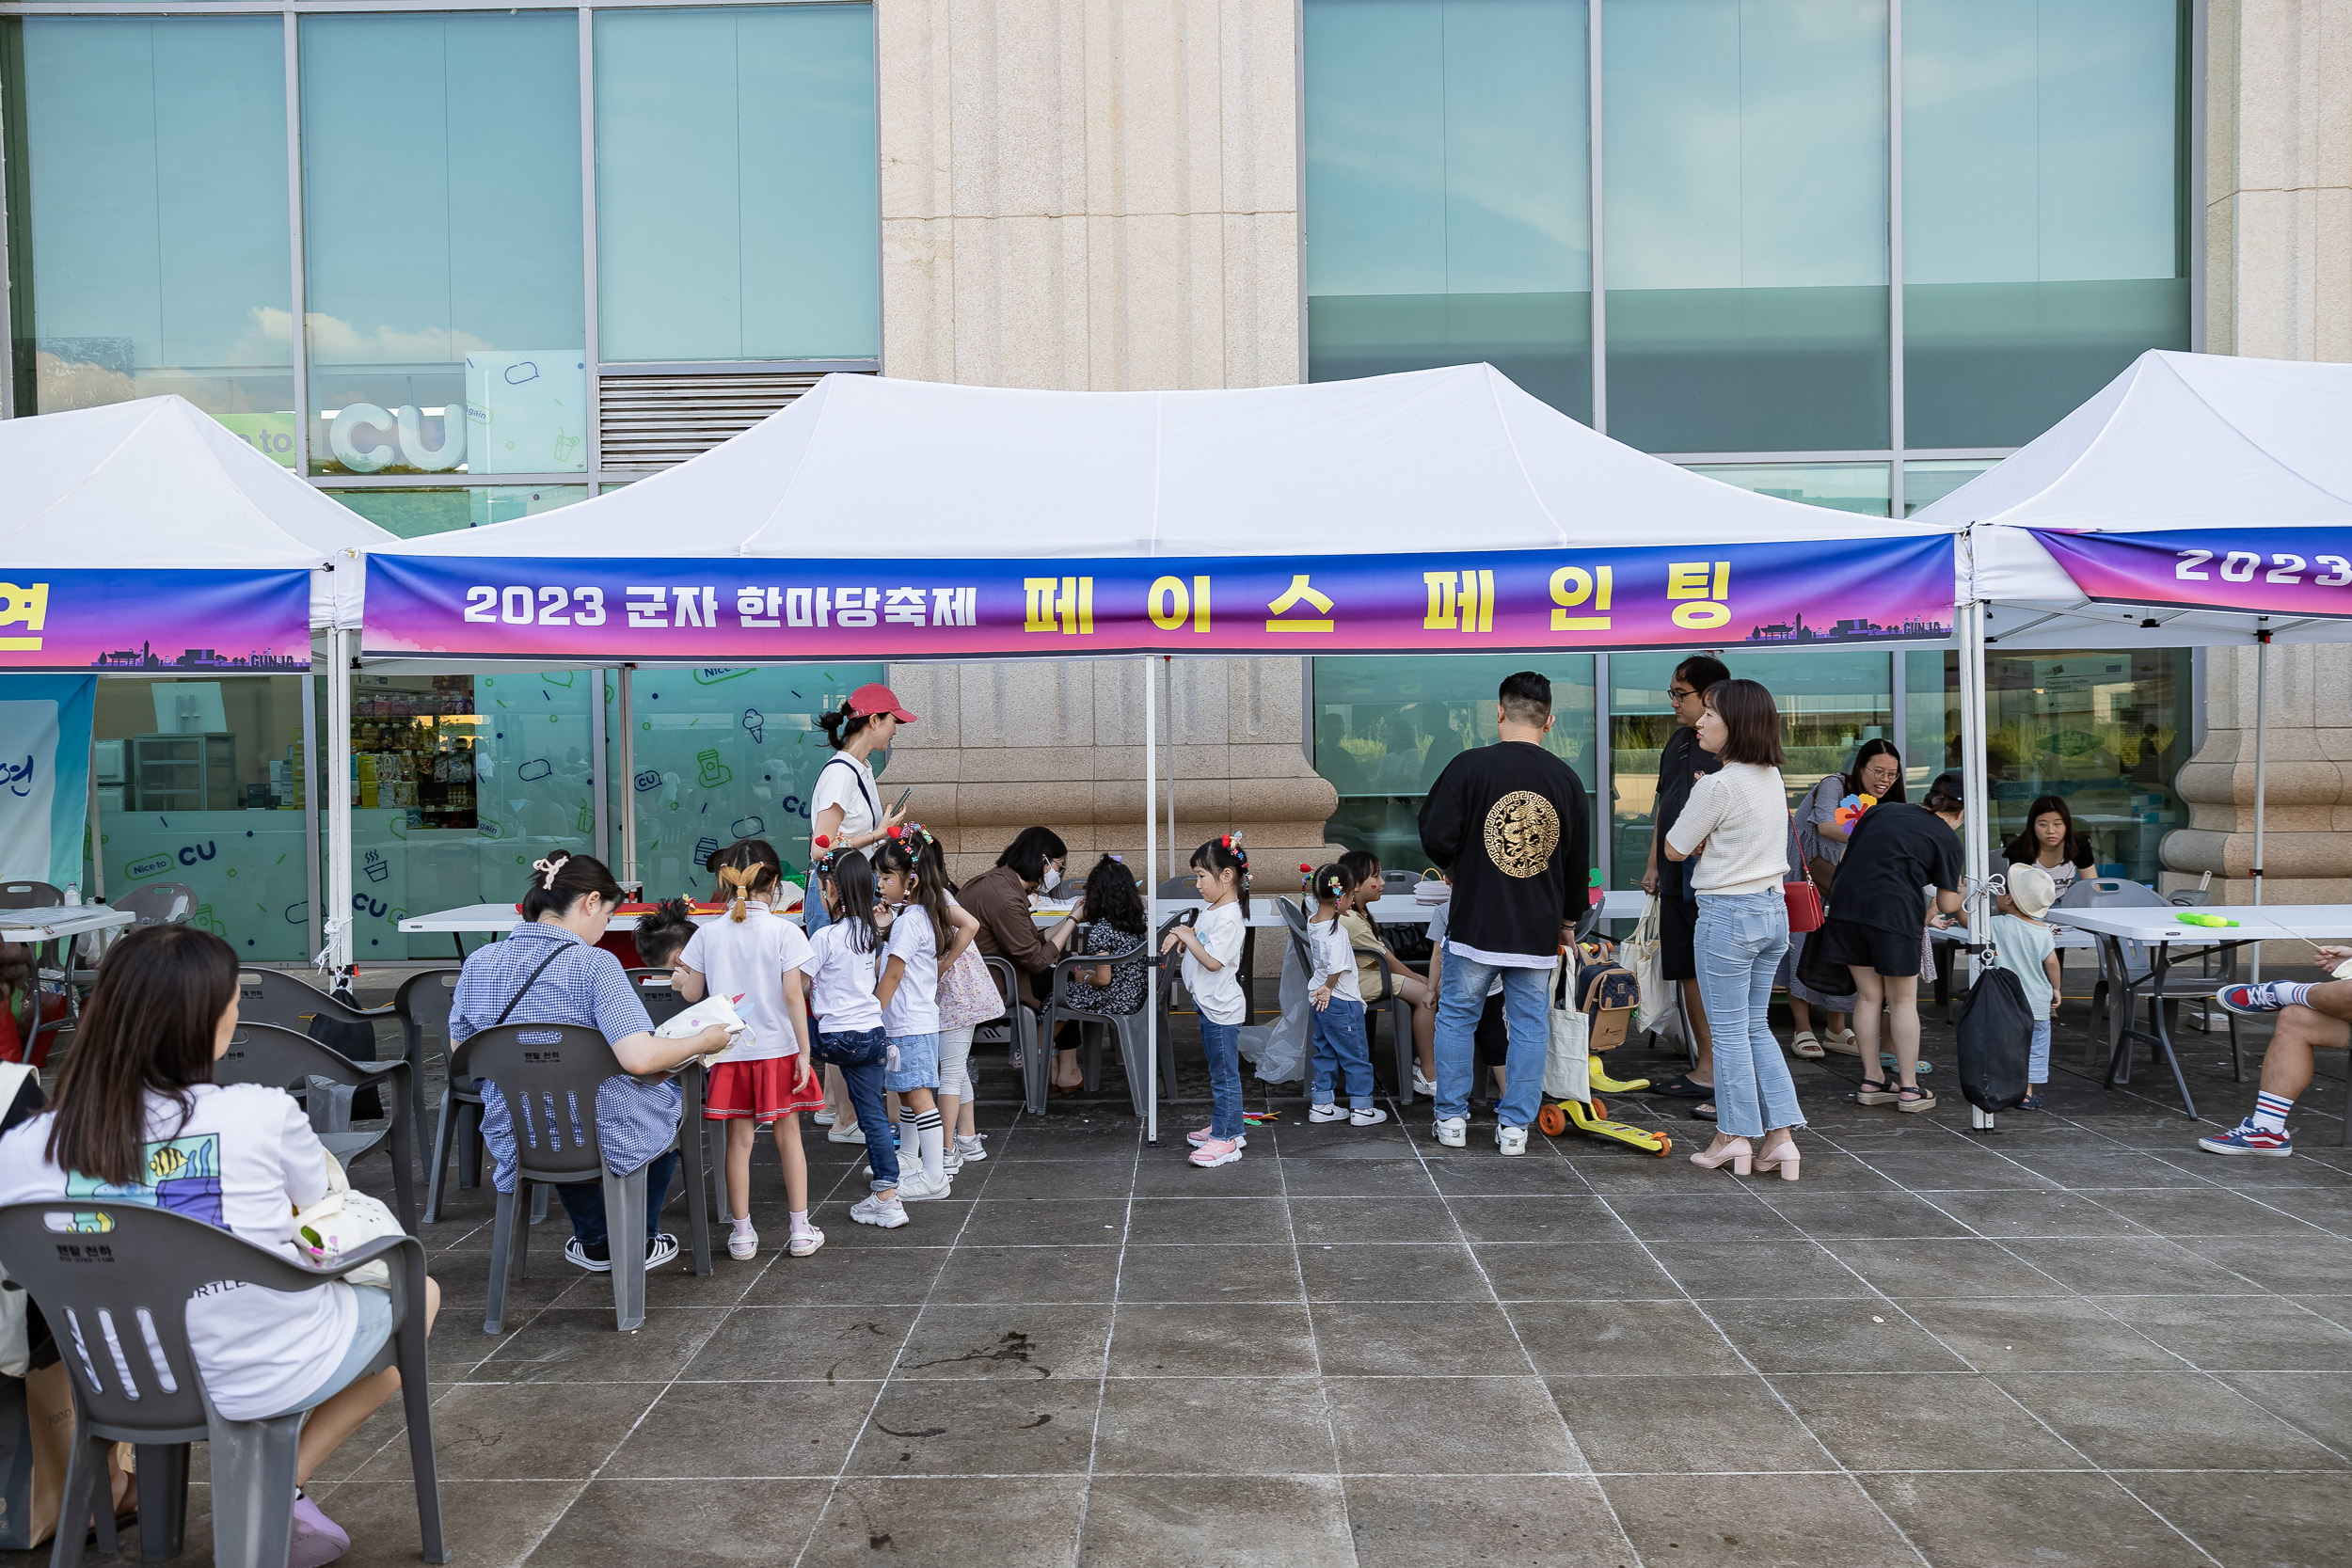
[{"left": 448, "top": 922, "right": 678, "bottom": 1192}]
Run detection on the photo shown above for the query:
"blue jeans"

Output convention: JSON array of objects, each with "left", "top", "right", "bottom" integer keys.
[
  {"left": 1200, "top": 1018, "right": 1245, "bottom": 1140},
  {"left": 1311, "top": 995, "right": 1375, "bottom": 1108},
  {"left": 555, "top": 1150, "right": 680, "bottom": 1250},
  {"left": 1694, "top": 889, "right": 1800, "bottom": 1140},
  {"left": 814, "top": 1027, "right": 898, "bottom": 1191},
  {"left": 1434, "top": 953, "right": 1552, "bottom": 1129},
  {"left": 2028, "top": 1019, "right": 2052, "bottom": 1084}
]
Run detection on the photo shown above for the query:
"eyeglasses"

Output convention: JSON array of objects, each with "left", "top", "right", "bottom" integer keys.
[{"left": 1668, "top": 686, "right": 1696, "bottom": 702}]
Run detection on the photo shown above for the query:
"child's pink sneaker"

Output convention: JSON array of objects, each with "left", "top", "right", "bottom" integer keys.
[
  {"left": 1185, "top": 1125, "right": 1247, "bottom": 1148},
  {"left": 1188, "top": 1136, "right": 1244, "bottom": 1168}
]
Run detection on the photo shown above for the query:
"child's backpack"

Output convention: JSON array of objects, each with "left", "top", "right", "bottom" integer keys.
[
  {"left": 1956, "top": 964, "right": 2034, "bottom": 1114},
  {"left": 1575, "top": 944, "right": 1641, "bottom": 1055}
]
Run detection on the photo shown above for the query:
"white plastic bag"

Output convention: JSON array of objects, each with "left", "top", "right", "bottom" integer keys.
[
  {"left": 1242, "top": 939, "right": 1311, "bottom": 1085},
  {"left": 1625, "top": 895, "right": 1672, "bottom": 1035},
  {"left": 293, "top": 1154, "right": 405, "bottom": 1287}
]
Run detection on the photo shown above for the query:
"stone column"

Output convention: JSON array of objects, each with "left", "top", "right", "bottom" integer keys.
[{"left": 2167, "top": 0, "right": 2352, "bottom": 902}]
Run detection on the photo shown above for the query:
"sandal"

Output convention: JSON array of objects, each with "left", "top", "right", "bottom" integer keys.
[
  {"left": 1790, "top": 1031, "right": 1825, "bottom": 1059},
  {"left": 1851, "top": 1077, "right": 1903, "bottom": 1105},
  {"left": 1645, "top": 1073, "right": 1715, "bottom": 1100},
  {"left": 1691, "top": 1102, "right": 1717, "bottom": 1121},
  {"left": 1822, "top": 1029, "right": 1863, "bottom": 1057},
  {"left": 1896, "top": 1084, "right": 1937, "bottom": 1114}
]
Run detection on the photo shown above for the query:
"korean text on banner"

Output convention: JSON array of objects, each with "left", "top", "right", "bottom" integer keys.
[
  {"left": 364, "top": 538, "right": 1957, "bottom": 661},
  {"left": 0, "top": 676, "right": 95, "bottom": 889}
]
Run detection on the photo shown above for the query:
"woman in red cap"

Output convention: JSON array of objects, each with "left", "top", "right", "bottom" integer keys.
[{"left": 809, "top": 683, "right": 915, "bottom": 1137}]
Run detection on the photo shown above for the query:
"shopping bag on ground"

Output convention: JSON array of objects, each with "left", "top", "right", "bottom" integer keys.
[
  {"left": 1542, "top": 965, "right": 1592, "bottom": 1102},
  {"left": 1625, "top": 896, "right": 1671, "bottom": 1034}
]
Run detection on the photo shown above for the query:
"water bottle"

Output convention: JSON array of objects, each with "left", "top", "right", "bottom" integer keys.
[{"left": 63, "top": 883, "right": 79, "bottom": 907}]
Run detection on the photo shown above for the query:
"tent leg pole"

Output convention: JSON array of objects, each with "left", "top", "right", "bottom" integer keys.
[
  {"left": 2251, "top": 631, "right": 2269, "bottom": 981},
  {"left": 326, "top": 630, "right": 355, "bottom": 974},
  {"left": 1145, "top": 652, "right": 1159, "bottom": 1148},
  {"left": 617, "top": 664, "right": 637, "bottom": 884},
  {"left": 1958, "top": 600, "right": 1992, "bottom": 974},
  {"left": 1165, "top": 655, "right": 1175, "bottom": 886}
]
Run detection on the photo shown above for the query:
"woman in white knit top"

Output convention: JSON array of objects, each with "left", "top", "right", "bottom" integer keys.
[{"left": 1664, "top": 679, "right": 1804, "bottom": 1181}]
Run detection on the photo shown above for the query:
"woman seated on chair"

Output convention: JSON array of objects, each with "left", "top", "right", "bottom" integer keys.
[
  {"left": 446, "top": 850, "right": 730, "bottom": 1275},
  {"left": 0, "top": 924, "right": 441, "bottom": 1566}
]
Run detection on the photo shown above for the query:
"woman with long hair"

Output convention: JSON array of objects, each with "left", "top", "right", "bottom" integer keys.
[
  {"left": 2003, "top": 795, "right": 2096, "bottom": 895},
  {"left": 1788, "top": 738, "right": 1904, "bottom": 1058},
  {"left": 0, "top": 926, "right": 444, "bottom": 1565}
]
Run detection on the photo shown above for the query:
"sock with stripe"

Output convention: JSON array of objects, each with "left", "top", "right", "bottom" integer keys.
[
  {"left": 2249, "top": 1091, "right": 2296, "bottom": 1134},
  {"left": 901, "top": 1107, "right": 946, "bottom": 1184}
]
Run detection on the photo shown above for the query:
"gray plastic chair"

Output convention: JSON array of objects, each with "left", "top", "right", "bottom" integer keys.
[
  {"left": 625, "top": 969, "right": 719, "bottom": 1217},
  {"left": 211, "top": 1022, "right": 418, "bottom": 1233},
  {"left": 453, "top": 1023, "right": 711, "bottom": 1334},
  {"left": 0, "top": 881, "right": 62, "bottom": 910},
  {"left": 0, "top": 1200, "right": 445, "bottom": 1568},
  {"left": 115, "top": 881, "right": 196, "bottom": 927},
  {"left": 3, "top": 881, "right": 71, "bottom": 1065},
  {"left": 391, "top": 967, "right": 464, "bottom": 1168},
  {"left": 983, "top": 958, "right": 1048, "bottom": 1114},
  {"left": 1037, "top": 939, "right": 1174, "bottom": 1117},
  {"left": 235, "top": 970, "right": 391, "bottom": 1121},
  {"left": 420, "top": 974, "right": 486, "bottom": 1226},
  {"left": 1352, "top": 943, "right": 1420, "bottom": 1103}
]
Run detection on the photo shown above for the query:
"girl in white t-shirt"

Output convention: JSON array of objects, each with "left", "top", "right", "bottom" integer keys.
[
  {"left": 0, "top": 926, "right": 443, "bottom": 1566},
  {"left": 874, "top": 829, "right": 977, "bottom": 1198},
  {"left": 1163, "top": 834, "right": 1253, "bottom": 1167},
  {"left": 803, "top": 849, "right": 912, "bottom": 1229},
  {"left": 671, "top": 839, "right": 828, "bottom": 1262},
  {"left": 1305, "top": 862, "right": 1383, "bottom": 1128}
]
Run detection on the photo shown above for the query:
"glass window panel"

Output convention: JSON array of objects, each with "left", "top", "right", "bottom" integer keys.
[
  {"left": 300, "top": 11, "right": 584, "bottom": 478},
  {"left": 1311, "top": 655, "right": 1598, "bottom": 873},
  {"left": 93, "top": 674, "right": 311, "bottom": 960},
  {"left": 1608, "top": 650, "right": 1890, "bottom": 888},
  {"left": 3, "top": 18, "right": 291, "bottom": 437},
  {"left": 325, "top": 485, "right": 590, "bottom": 539},
  {"left": 1899, "top": 458, "right": 1994, "bottom": 516},
  {"left": 1903, "top": 0, "right": 2186, "bottom": 448},
  {"left": 614, "top": 665, "right": 886, "bottom": 897},
  {"left": 1984, "top": 648, "right": 2189, "bottom": 883},
  {"left": 1684, "top": 462, "right": 1892, "bottom": 517},
  {"left": 1304, "top": 0, "right": 1592, "bottom": 420},
  {"left": 1602, "top": 0, "right": 1888, "bottom": 451},
  {"left": 1904, "top": 646, "right": 1956, "bottom": 792},
  {"left": 595, "top": 6, "right": 879, "bottom": 363}
]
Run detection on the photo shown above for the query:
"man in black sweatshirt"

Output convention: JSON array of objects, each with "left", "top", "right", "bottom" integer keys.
[{"left": 1419, "top": 672, "right": 1592, "bottom": 1154}]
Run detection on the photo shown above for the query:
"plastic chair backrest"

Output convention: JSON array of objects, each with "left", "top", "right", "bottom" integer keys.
[
  {"left": 453, "top": 1022, "right": 628, "bottom": 1183},
  {"left": 394, "top": 968, "right": 465, "bottom": 1087},
  {"left": 1047, "top": 932, "right": 1149, "bottom": 1017},
  {"left": 0, "top": 1200, "right": 342, "bottom": 1440},
  {"left": 1155, "top": 877, "right": 1197, "bottom": 900},
  {"left": 0, "top": 881, "right": 62, "bottom": 911},
  {"left": 1275, "top": 897, "right": 1320, "bottom": 981},
  {"left": 213, "top": 1022, "right": 376, "bottom": 1095},
  {"left": 236, "top": 968, "right": 373, "bottom": 1032},
  {"left": 625, "top": 968, "right": 690, "bottom": 1028},
  {"left": 2055, "top": 878, "right": 2167, "bottom": 910},
  {"left": 982, "top": 956, "right": 1020, "bottom": 1012},
  {"left": 116, "top": 882, "right": 196, "bottom": 927},
  {"left": 1382, "top": 870, "right": 1419, "bottom": 891}
]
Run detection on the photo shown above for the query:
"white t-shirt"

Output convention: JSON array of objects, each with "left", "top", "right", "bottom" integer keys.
[
  {"left": 1311, "top": 918, "right": 1365, "bottom": 1004},
  {"left": 1184, "top": 900, "right": 1248, "bottom": 1027},
  {"left": 0, "top": 1084, "right": 356, "bottom": 1423},
  {"left": 1430, "top": 901, "right": 1504, "bottom": 996},
  {"left": 678, "top": 902, "right": 813, "bottom": 1063},
  {"left": 811, "top": 753, "right": 882, "bottom": 861},
  {"left": 882, "top": 904, "right": 942, "bottom": 1037},
  {"left": 802, "top": 920, "right": 885, "bottom": 1034},
  {"left": 1666, "top": 762, "right": 1790, "bottom": 896}
]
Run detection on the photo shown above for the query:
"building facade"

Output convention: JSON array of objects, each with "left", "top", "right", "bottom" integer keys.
[{"left": 1, "top": 0, "right": 2332, "bottom": 959}]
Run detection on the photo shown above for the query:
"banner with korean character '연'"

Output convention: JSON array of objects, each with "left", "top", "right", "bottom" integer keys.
[{"left": 363, "top": 537, "right": 1955, "bottom": 662}]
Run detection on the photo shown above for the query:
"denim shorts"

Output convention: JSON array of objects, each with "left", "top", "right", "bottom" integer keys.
[
  {"left": 884, "top": 1030, "right": 940, "bottom": 1092},
  {"left": 268, "top": 1282, "right": 392, "bottom": 1418}
]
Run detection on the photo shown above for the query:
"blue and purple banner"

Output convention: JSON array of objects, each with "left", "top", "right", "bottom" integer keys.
[
  {"left": 365, "top": 537, "right": 1955, "bottom": 661},
  {"left": 2027, "top": 528, "right": 2352, "bottom": 620},
  {"left": 0, "top": 570, "right": 312, "bottom": 673}
]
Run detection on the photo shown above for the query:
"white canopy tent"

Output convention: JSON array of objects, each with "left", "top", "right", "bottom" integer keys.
[
  {"left": 1920, "top": 350, "right": 2352, "bottom": 968},
  {"left": 0, "top": 394, "right": 391, "bottom": 961},
  {"left": 366, "top": 365, "right": 1965, "bottom": 1139}
]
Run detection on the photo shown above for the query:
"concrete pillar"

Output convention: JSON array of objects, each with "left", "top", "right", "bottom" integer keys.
[{"left": 2168, "top": 0, "right": 2352, "bottom": 902}]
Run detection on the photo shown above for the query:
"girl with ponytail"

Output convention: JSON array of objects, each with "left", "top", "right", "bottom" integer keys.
[
  {"left": 1305, "top": 861, "right": 1383, "bottom": 1129},
  {"left": 670, "top": 838, "right": 827, "bottom": 1259}
]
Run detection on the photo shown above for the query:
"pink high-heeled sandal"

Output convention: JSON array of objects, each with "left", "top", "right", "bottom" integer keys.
[{"left": 1688, "top": 1135, "right": 1752, "bottom": 1176}]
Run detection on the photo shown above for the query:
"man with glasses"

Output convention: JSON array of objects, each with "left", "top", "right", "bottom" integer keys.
[{"left": 1642, "top": 656, "right": 1730, "bottom": 1115}]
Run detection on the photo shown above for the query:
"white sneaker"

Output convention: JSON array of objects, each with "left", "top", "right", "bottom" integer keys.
[
  {"left": 954, "top": 1133, "right": 987, "bottom": 1163},
  {"left": 1308, "top": 1103, "right": 1347, "bottom": 1123},
  {"left": 812, "top": 1110, "right": 835, "bottom": 1126},
  {"left": 1496, "top": 1123, "right": 1529, "bottom": 1156},
  {"left": 827, "top": 1121, "right": 868, "bottom": 1143},
  {"left": 942, "top": 1150, "right": 964, "bottom": 1177},
  {"left": 1412, "top": 1068, "right": 1438, "bottom": 1097},
  {"left": 896, "top": 1171, "right": 954, "bottom": 1202},
  {"left": 1350, "top": 1105, "right": 1388, "bottom": 1127},
  {"left": 850, "top": 1194, "right": 909, "bottom": 1227},
  {"left": 788, "top": 1225, "right": 826, "bottom": 1257},
  {"left": 1435, "top": 1116, "right": 1468, "bottom": 1148},
  {"left": 728, "top": 1222, "right": 758, "bottom": 1262},
  {"left": 1185, "top": 1124, "right": 1247, "bottom": 1148}
]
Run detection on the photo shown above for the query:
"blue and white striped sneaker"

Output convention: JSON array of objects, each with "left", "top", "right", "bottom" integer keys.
[{"left": 2198, "top": 1119, "right": 2293, "bottom": 1156}]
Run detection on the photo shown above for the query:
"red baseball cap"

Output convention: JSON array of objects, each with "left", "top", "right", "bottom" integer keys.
[{"left": 848, "top": 682, "right": 917, "bottom": 723}]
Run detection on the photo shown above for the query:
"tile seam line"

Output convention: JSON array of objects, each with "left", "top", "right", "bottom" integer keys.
[
  {"left": 1278, "top": 1097, "right": 1364, "bottom": 1564},
  {"left": 1068, "top": 1117, "right": 1147, "bottom": 1564}
]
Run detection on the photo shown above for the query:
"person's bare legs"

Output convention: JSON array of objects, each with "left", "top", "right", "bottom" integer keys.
[
  {"left": 1849, "top": 969, "right": 1886, "bottom": 1073},
  {"left": 1789, "top": 997, "right": 1814, "bottom": 1037},
  {"left": 723, "top": 1117, "right": 757, "bottom": 1221},
  {"left": 772, "top": 1112, "right": 809, "bottom": 1215},
  {"left": 1679, "top": 978, "right": 1715, "bottom": 1086},
  {"left": 824, "top": 1064, "right": 851, "bottom": 1126},
  {"left": 296, "top": 1276, "right": 442, "bottom": 1485},
  {"left": 1882, "top": 975, "right": 1923, "bottom": 1087},
  {"left": 1397, "top": 974, "right": 1438, "bottom": 1080},
  {"left": 2249, "top": 1006, "right": 2352, "bottom": 1101}
]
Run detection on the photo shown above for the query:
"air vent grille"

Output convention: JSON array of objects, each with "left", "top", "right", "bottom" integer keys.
[{"left": 596, "top": 367, "right": 871, "bottom": 471}]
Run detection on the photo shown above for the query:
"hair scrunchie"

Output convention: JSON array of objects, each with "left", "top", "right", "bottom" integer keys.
[{"left": 532, "top": 856, "right": 563, "bottom": 890}]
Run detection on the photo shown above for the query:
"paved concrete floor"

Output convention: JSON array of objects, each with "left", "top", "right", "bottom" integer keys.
[{"left": 12, "top": 994, "right": 2350, "bottom": 1567}]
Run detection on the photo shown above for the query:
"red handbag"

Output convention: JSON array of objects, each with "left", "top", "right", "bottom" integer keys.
[{"left": 1782, "top": 814, "right": 1825, "bottom": 932}]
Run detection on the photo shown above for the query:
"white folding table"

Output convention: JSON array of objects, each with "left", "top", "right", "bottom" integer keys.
[
  {"left": 0, "top": 905, "right": 135, "bottom": 943},
  {"left": 2046, "top": 906, "right": 2273, "bottom": 1118}
]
